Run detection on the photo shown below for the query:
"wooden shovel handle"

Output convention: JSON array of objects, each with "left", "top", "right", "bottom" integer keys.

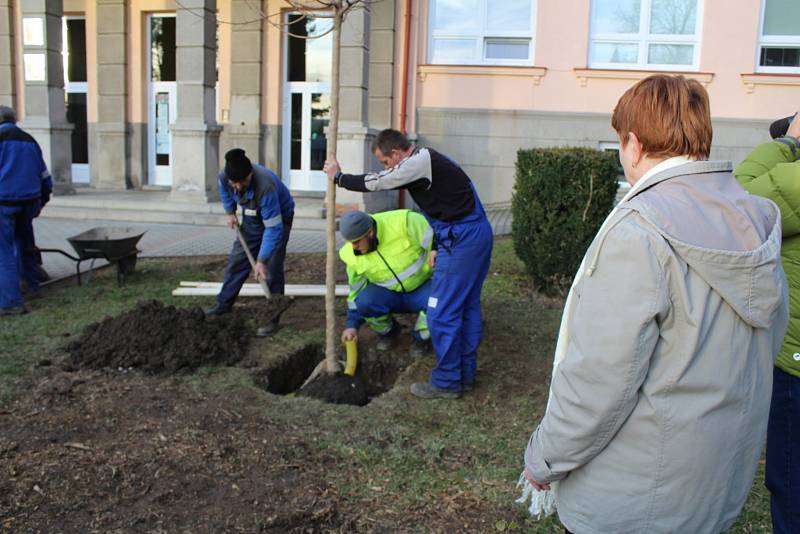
[{"left": 234, "top": 223, "right": 271, "bottom": 300}]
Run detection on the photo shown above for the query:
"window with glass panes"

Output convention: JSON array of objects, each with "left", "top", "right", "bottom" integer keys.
[
  {"left": 428, "top": 0, "right": 536, "bottom": 65},
  {"left": 758, "top": 0, "right": 800, "bottom": 72},
  {"left": 589, "top": 0, "right": 702, "bottom": 70}
]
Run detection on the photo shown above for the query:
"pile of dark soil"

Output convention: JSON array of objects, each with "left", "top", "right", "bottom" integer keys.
[
  {"left": 298, "top": 374, "right": 368, "bottom": 406},
  {"left": 64, "top": 300, "right": 249, "bottom": 374}
]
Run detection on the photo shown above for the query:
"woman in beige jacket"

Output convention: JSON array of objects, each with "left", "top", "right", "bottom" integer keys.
[{"left": 523, "top": 75, "right": 789, "bottom": 533}]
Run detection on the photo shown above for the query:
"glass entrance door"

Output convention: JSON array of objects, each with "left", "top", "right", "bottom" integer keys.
[
  {"left": 62, "top": 16, "right": 89, "bottom": 184},
  {"left": 282, "top": 14, "right": 332, "bottom": 191},
  {"left": 147, "top": 14, "right": 176, "bottom": 187}
]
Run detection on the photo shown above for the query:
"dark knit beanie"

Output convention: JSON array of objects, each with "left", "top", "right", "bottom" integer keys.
[
  {"left": 224, "top": 148, "right": 253, "bottom": 182},
  {"left": 340, "top": 211, "right": 374, "bottom": 241}
]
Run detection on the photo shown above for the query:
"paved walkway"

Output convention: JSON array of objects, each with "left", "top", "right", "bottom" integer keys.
[{"left": 33, "top": 208, "right": 512, "bottom": 284}]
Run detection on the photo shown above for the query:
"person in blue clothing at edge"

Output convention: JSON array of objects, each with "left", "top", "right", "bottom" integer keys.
[
  {"left": 205, "top": 148, "right": 295, "bottom": 337},
  {"left": 0, "top": 105, "right": 52, "bottom": 316},
  {"left": 324, "top": 129, "right": 494, "bottom": 400}
]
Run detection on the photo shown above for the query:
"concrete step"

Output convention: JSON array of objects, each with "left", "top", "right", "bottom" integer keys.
[{"left": 42, "top": 191, "right": 328, "bottom": 230}]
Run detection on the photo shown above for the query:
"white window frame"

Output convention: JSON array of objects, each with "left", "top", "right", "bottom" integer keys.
[
  {"left": 598, "top": 141, "right": 629, "bottom": 191},
  {"left": 756, "top": 0, "right": 800, "bottom": 74},
  {"left": 427, "top": 0, "right": 537, "bottom": 66},
  {"left": 588, "top": 0, "right": 703, "bottom": 71}
]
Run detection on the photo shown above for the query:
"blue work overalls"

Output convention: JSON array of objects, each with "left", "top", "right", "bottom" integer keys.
[
  {"left": 426, "top": 187, "right": 493, "bottom": 390},
  {"left": 0, "top": 200, "right": 40, "bottom": 309},
  {"left": 216, "top": 173, "right": 293, "bottom": 310}
]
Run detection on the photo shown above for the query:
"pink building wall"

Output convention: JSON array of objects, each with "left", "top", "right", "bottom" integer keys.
[{"left": 405, "top": 0, "right": 799, "bottom": 122}]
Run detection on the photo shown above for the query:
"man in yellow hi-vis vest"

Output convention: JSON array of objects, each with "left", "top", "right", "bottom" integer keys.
[{"left": 339, "top": 209, "right": 435, "bottom": 356}]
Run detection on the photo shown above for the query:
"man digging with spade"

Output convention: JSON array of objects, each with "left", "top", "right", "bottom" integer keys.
[{"left": 205, "top": 149, "right": 295, "bottom": 337}]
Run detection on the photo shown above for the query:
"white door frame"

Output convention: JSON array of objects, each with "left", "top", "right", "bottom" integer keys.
[
  {"left": 146, "top": 13, "right": 177, "bottom": 187},
  {"left": 62, "top": 16, "right": 90, "bottom": 185},
  {"left": 282, "top": 82, "right": 330, "bottom": 191},
  {"left": 281, "top": 13, "right": 332, "bottom": 192}
]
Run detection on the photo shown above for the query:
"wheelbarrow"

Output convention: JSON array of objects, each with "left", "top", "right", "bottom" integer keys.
[{"left": 36, "top": 227, "right": 146, "bottom": 286}]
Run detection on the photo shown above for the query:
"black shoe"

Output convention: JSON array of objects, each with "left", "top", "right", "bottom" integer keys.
[
  {"left": 376, "top": 321, "right": 400, "bottom": 351},
  {"left": 204, "top": 304, "right": 231, "bottom": 316},
  {"left": 409, "top": 337, "right": 431, "bottom": 358},
  {"left": 255, "top": 319, "right": 279, "bottom": 337},
  {"left": 0, "top": 306, "right": 27, "bottom": 316},
  {"left": 410, "top": 382, "right": 461, "bottom": 400},
  {"left": 462, "top": 381, "right": 475, "bottom": 392},
  {"left": 34, "top": 265, "right": 50, "bottom": 283}
]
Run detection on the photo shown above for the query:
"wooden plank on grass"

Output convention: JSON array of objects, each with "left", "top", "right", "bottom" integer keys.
[{"left": 172, "top": 284, "right": 348, "bottom": 297}]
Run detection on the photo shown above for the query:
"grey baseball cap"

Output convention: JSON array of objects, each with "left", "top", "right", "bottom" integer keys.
[{"left": 340, "top": 211, "right": 373, "bottom": 241}]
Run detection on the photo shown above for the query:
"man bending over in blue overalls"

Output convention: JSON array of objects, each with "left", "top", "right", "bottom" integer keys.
[
  {"left": 339, "top": 209, "right": 434, "bottom": 357},
  {"left": 205, "top": 148, "right": 295, "bottom": 337},
  {"left": 324, "top": 129, "right": 493, "bottom": 399}
]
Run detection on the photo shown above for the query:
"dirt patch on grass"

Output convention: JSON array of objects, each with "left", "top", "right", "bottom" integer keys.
[
  {"left": 0, "top": 371, "right": 349, "bottom": 533},
  {"left": 1, "top": 245, "right": 569, "bottom": 532},
  {"left": 63, "top": 300, "right": 251, "bottom": 374}
]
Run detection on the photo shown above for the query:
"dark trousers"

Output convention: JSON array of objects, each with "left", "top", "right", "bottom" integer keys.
[
  {"left": 766, "top": 366, "right": 800, "bottom": 533},
  {"left": 0, "top": 202, "right": 40, "bottom": 309},
  {"left": 216, "top": 215, "right": 292, "bottom": 309}
]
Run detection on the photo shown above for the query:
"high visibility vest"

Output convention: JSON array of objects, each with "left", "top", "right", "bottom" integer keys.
[{"left": 339, "top": 210, "right": 433, "bottom": 302}]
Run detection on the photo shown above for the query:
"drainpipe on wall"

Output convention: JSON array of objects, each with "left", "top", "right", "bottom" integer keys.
[{"left": 398, "top": 0, "right": 412, "bottom": 209}]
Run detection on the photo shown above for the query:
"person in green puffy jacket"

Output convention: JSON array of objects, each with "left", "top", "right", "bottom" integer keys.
[{"left": 734, "top": 112, "right": 800, "bottom": 534}]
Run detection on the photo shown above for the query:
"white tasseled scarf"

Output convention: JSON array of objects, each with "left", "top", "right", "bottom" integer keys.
[{"left": 517, "top": 156, "right": 693, "bottom": 519}]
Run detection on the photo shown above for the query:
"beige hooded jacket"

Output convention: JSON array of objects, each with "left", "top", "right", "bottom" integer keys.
[{"left": 524, "top": 160, "right": 788, "bottom": 533}]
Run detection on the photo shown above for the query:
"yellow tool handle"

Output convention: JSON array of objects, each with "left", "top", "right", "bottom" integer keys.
[{"left": 344, "top": 339, "right": 358, "bottom": 376}]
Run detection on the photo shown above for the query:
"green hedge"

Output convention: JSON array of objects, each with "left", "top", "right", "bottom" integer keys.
[{"left": 512, "top": 147, "right": 621, "bottom": 295}]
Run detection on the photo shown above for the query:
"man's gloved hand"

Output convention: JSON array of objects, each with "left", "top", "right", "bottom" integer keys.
[{"left": 341, "top": 327, "right": 358, "bottom": 343}]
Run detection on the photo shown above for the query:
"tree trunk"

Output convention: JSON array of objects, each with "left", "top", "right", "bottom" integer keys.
[{"left": 324, "top": 7, "right": 343, "bottom": 374}]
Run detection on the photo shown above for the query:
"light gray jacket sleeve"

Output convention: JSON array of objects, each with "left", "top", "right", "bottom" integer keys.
[
  {"left": 525, "top": 216, "right": 670, "bottom": 483},
  {"left": 363, "top": 148, "right": 432, "bottom": 191}
]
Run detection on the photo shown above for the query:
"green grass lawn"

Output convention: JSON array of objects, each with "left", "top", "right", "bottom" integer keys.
[{"left": 0, "top": 240, "right": 772, "bottom": 531}]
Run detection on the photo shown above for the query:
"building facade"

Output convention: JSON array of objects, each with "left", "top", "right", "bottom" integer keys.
[{"left": 1, "top": 0, "right": 798, "bottom": 211}]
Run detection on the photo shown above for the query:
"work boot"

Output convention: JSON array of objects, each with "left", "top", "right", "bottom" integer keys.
[
  {"left": 0, "top": 306, "right": 27, "bottom": 316},
  {"left": 255, "top": 318, "right": 279, "bottom": 337},
  {"left": 409, "top": 337, "right": 431, "bottom": 358},
  {"left": 376, "top": 321, "right": 400, "bottom": 351},
  {"left": 410, "top": 382, "right": 461, "bottom": 400},
  {"left": 34, "top": 265, "right": 50, "bottom": 283},
  {"left": 461, "top": 380, "right": 475, "bottom": 392},
  {"left": 204, "top": 304, "right": 231, "bottom": 317}
]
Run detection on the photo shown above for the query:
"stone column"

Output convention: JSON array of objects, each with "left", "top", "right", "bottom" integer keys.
[
  {"left": 19, "top": 0, "right": 73, "bottom": 195},
  {"left": 170, "top": 0, "right": 221, "bottom": 203},
  {"left": 336, "top": 7, "right": 394, "bottom": 212},
  {"left": 368, "top": 0, "right": 395, "bottom": 131},
  {"left": 224, "top": 0, "right": 262, "bottom": 162},
  {"left": 0, "top": 0, "right": 15, "bottom": 107},
  {"left": 94, "top": 0, "right": 128, "bottom": 189}
]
